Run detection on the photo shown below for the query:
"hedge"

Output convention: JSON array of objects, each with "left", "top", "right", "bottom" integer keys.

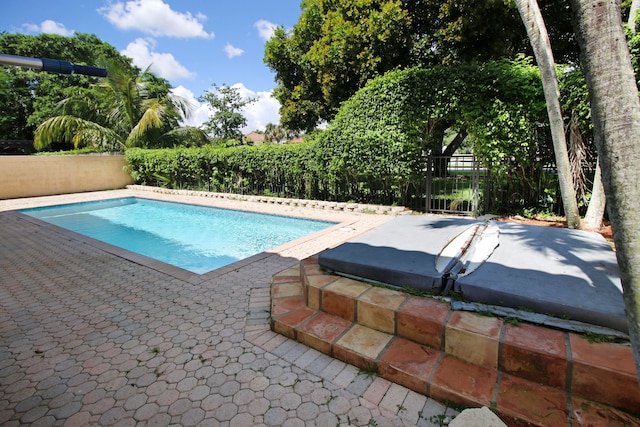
[{"left": 124, "top": 142, "right": 428, "bottom": 209}]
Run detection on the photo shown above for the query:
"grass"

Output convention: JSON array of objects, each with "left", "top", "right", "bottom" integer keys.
[
  {"left": 430, "top": 177, "right": 483, "bottom": 201},
  {"left": 583, "top": 331, "right": 614, "bottom": 344},
  {"left": 360, "top": 362, "right": 379, "bottom": 378}
]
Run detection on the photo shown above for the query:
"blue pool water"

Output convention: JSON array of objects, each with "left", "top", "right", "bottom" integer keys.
[{"left": 21, "top": 198, "right": 335, "bottom": 274}]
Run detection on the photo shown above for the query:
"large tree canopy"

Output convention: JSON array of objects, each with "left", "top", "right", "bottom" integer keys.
[
  {"left": 264, "top": 0, "right": 577, "bottom": 132},
  {"left": 0, "top": 32, "right": 134, "bottom": 141}
]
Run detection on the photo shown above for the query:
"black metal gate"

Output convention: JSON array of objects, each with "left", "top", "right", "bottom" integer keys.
[{"left": 425, "top": 155, "right": 485, "bottom": 216}]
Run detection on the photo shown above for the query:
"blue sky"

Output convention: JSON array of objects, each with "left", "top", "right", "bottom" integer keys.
[{"left": 0, "top": 0, "right": 304, "bottom": 132}]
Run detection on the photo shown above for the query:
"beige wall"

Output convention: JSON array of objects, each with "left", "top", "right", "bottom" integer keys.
[{"left": 0, "top": 155, "right": 134, "bottom": 199}]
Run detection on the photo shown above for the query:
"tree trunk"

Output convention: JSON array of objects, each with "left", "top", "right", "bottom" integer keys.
[
  {"left": 584, "top": 157, "right": 606, "bottom": 230},
  {"left": 443, "top": 128, "right": 468, "bottom": 157},
  {"left": 516, "top": 0, "right": 581, "bottom": 229},
  {"left": 570, "top": 0, "right": 640, "bottom": 384}
]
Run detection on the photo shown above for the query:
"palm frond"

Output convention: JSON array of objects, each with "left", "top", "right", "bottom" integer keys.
[
  {"left": 158, "top": 126, "right": 209, "bottom": 147},
  {"left": 34, "top": 115, "right": 124, "bottom": 150},
  {"left": 125, "top": 99, "right": 166, "bottom": 147},
  {"left": 168, "top": 91, "right": 197, "bottom": 120},
  {"left": 99, "top": 61, "right": 142, "bottom": 131}
]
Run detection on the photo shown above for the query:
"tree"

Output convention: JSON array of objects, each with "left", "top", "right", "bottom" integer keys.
[
  {"left": 0, "top": 66, "right": 33, "bottom": 140},
  {"left": 0, "top": 32, "right": 133, "bottom": 141},
  {"left": 569, "top": 0, "right": 640, "bottom": 383},
  {"left": 198, "top": 84, "right": 256, "bottom": 141},
  {"left": 34, "top": 61, "right": 205, "bottom": 150},
  {"left": 515, "top": 0, "right": 581, "bottom": 229},
  {"left": 315, "top": 61, "right": 551, "bottom": 206},
  {"left": 264, "top": 0, "right": 578, "bottom": 132},
  {"left": 264, "top": 123, "right": 289, "bottom": 143},
  {"left": 265, "top": 0, "right": 414, "bottom": 131},
  {"left": 583, "top": 158, "right": 606, "bottom": 229},
  {"left": 630, "top": 0, "right": 640, "bottom": 33}
]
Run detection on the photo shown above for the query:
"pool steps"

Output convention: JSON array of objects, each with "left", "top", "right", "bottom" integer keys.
[{"left": 270, "top": 255, "right": 640, "bottom": 427}]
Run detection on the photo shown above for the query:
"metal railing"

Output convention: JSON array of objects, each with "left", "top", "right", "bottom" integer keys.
[{"left": 425, "top": 155, "right": 485, "bottom": 216}]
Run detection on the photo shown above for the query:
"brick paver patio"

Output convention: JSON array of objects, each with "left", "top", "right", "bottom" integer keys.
[{"left": 0, "top": 189, "right": 460, "bottom": 426}]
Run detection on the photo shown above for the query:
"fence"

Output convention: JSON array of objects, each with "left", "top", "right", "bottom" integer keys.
[{"left": 425, "top": 155, "right": 485, "bottom": 216}]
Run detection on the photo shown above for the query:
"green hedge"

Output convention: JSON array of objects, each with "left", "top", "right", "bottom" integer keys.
[{"left": 124, "top": 142, "right": 428, "bottom": 209}]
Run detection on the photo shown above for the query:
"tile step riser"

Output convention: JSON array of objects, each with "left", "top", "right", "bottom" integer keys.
[{"left": 270, "top": 258, "right": 640, "bottom": 425}]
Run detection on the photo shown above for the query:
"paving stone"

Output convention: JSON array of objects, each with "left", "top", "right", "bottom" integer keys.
[
  {"left": 264, "top": 384, "right": 287, "bottom": 401},
  {"left": 296, "top": 401, "right": 320, "bottom": 421},
  {"left": 168, "top": 398, "right": 192, "bottom": 417},
  {"left": 248, "top": 397, "right": 270, "bottom": 416},
  {"left": 50, "top": 400, "right": 83, "bottom": 420},
  {"left": 216, "top": 402, "right": 239, "bottom": 421},
  {"left": 328, "top": 396, "right": 351, "bottom": 415},
  {"left": 264, "top": 407, "right": 287, "bottom": 425},
  {"left": 219, "top": 380, "right": 241, "bottom": 397},
  {"left": 232, "top": 388, "right": 255, "bottom": 406},
  {"left": 0, "top": 193, "right": 436, "bottom": 427},
  {"left": 20, "top": 406, "right": 50, "bottom": 425},
  {"left": 123, "top": 393, "right": 147, "bottom": 411},
  {"left": 249, "top": 375, "right": 270, "bottom": 392},
  {"left": 230, "top": 412, "right": 254, "bottom": 427},
  {"left": 281, "top": 392, "right": 303, "bottom": 410},
  {"left": 180, "top": 407, "right": 206, "bottom": 426},
  {"left": 201, "top": 394, "right": 224, "bottom": 411}
]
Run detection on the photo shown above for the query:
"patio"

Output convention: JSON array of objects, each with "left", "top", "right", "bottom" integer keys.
[
  {"left": 1, "top": 187, "right": 638, "bottom": 426},
  {"left": 0, "top": 188, "right": 458, "bottom": 426}
]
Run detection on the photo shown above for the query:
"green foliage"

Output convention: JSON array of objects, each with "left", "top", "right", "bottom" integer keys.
[
  {"left": 198, "top": 84, "right": 257, "bottom": 140},
  {"left": 583, "top": 331, "right": 613, "bottom": 344},
  {"left": 125, "top": 143, "right": 320, "bottom": 198},
  {"left": 33, "top": 61, "right": 206, "bottom": 150},
  {"left": 315, "top": 58, "right": 552, "bottom": 210},
  {"left": 264, "top": 0, "right": 423, "bottom": 131},
  {"left": 360, "top": 362, "right": 379, "bottom": 378},
  {"left": 126, "top": 58, "right": 556, "bottom": 212},
  {"left": 0, "top": 32, "right": 133, "bottom": 141},
  {"left": 264, "top": 0, "right": 577, "bottom": 132},
  {"left": 0, "top": 32, "right": 201, "bottom": 149}
]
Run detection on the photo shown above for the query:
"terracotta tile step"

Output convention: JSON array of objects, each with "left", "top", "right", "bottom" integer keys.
[
  {"left": 272, "top": 308, "right": 638, "bottom": 426},
  {"left": 270, "top": 258, "right": 640, "bottom": 425}
]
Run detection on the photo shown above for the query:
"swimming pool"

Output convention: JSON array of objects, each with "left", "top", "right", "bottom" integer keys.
[{"left": 21, "top": 197, "right": 335, "bottom": 274}]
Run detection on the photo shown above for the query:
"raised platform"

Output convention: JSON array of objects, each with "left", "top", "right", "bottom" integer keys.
[
  {"left": 270, "top": 256, "right": 640, "bottom": 427},
  {"left": 317, "top": 216, "right": 627, "bottom": 333}
]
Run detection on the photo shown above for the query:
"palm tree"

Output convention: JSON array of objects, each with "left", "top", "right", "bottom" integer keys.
[
  {"left": 264, "top": 122, "right": 293, "bottom": 144},
  {"left": 34, "top": 61, "right": 206, "bottom": 150},
  {"left": 515, "top": 0, "right": 581, "bottom": 229},
  {"left": 570, "top": 0, "right": 640, "bottom": 384}
]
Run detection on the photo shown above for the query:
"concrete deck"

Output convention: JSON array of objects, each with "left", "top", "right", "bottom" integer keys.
[{"left": 0, "top": 188, "right": 461, "bottom": 426}]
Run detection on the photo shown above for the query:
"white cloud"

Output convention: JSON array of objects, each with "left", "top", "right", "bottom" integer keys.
[
  {"left": 254, "top": 19, "right": 277, "bottom": 41},
  {"left": 233, "top": 83, "right": 281, "bottom": 133},
  {"left": 224, "top": 43, "right": 244, "bottom": 59},
  {"left": 22, "top": 20, "right": 74, "bottom": 36},
  {"left": 99, "top": 0, "right": 214, "bottom": 39},
  {"left": 122, "top": 38, "right": 194, "bottom": 80},
  {"left": 171, "top": 83, "right": 280, "bottom": 133}
]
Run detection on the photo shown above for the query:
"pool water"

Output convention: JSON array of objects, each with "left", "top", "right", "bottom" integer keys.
[{"left": 21, "top": 198, "right": 335, "bottom": 274}]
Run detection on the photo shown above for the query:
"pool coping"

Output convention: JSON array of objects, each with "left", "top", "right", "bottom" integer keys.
[{"left": 1, "top": 187, "right": 404, "bottom": 285}]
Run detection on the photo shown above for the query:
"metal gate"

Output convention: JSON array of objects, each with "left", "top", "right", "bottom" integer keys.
[{"left": 425, "top": 155, "right": 484, "bottom": 216}]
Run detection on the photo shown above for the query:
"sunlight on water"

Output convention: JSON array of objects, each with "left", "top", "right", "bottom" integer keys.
[{"left": 22, "top": 198, "right": 335, "bottom": 274}]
